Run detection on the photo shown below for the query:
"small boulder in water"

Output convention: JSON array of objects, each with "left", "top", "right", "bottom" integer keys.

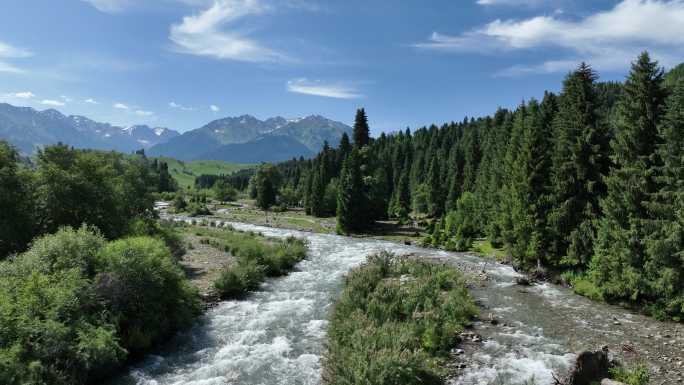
[
  {"left": 561, "top": 346, "right": 610, "bottom": 385},
  {"left": 515, "top": 276, "right": 532, "bottom": 286}
]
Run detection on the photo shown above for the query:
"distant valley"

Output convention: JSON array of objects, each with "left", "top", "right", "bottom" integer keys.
[{"left": 0, "top": 102, "right": 351, "bottom": 163}]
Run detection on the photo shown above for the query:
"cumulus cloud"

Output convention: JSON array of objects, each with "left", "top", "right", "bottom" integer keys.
[
  {"left": 416, "top": 0, "right": 684, "bottom": 74},
  {"left": 169, "top": 0, "right": 287, "bottom": 62},
  {"left": 210, "top": 104, "right": 220, "bottom": 112},
  {"left": 286, "top": 78, "right": 363, "bottom": 99},
  {"left": 114, "top": 102, "right": 129, "bottom": 109},
  {"left": 41, "top": 99, "right": 65, "bottom": 107},
  {"left": 85, "top": 98, "right": 99, "bottom": 104}
]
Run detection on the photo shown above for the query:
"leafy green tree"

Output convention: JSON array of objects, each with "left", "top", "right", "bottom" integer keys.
[
  {"left": 213, "top": 178, "right": 237, "bottom": 202},
  {"left": 254, "top": 164, "right": 281, "bottom": 210},
  {"left": 36, "top": 145, "right": 155, "bottom": 241},
  {"left": 591, "top": 52, "right": 668, "bottom": 303},
  {"left": 352, "top": 108, "right": 370, "bottom": 147},
  {"left": 157, "top": 161, "right": 176, "bottom": 192},
  {"left": 0, "top": 141, "right": 35, "bottom": 257}
]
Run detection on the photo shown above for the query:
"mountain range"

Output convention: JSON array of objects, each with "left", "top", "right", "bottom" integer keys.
[
  {"left": 148, "top": 114, "right": 351, "bottom": 162},
  {"left": 0, "top": 103, "right": 179, "bottom": 154},
  {"left": 0, "top": 103, "right": 352, "bottom": 163}
]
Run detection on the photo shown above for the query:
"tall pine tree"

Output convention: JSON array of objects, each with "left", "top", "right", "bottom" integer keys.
[
  {"left": 336, "top": 148, "right": 365, "bottom": 233},
  {"left": 352, "top": 108, "right": 370, "bottom": 147},
  {"left": 590, "top": 52, "right": 667, "bottom": 301},
  {"left": 644, "top": 76, "right": 684, "bottom": 319},
  {"left": 548, "top": 63, "right": 610, "bottom": 267}
]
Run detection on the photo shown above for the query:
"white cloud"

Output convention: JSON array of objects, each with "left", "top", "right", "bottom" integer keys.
[
  {"left": 41, "top": 99, "right": 65, "bottom": 107},
  {"left": 169, "top": 0, "right": 287, "bottom": 62},
  {"left": 114, "top": 102, "right": 129, "bottom": 109},
  {"left": 81, "top": 0, "right": 133, "bottom": 13},
  {"left": 169, "top": 101, "right": 195, "bottom": 111},
  {"left": 0, "top": 40, "right": 32, "bottom": 74},
  {"left": 210, "top": 104, "right": 220, "bottom": 112},
  {"left": 85, "top": 98, "right": 99, "bottom": 104},
  {"left": 135, "top": 110, "right": 154, "bottom": 116},
  {"left": 60, "top": 95, "right": 73, "bottom": 102},
  {"left": 286, "top": 78, "right": 363, "bottom": 99},
  {"left": 416, "top": 0, "right": 684, "bottom": 74},
  {"left": 7, "top": 91, "right": 35, "bottom": 99},
  {"left": 0, "top": 41, "right": 32, "bottom": 58}
]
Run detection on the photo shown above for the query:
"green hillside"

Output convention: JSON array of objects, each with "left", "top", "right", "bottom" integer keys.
[{"left": 159, "top": 157, "right": 254, "bottom": 188}]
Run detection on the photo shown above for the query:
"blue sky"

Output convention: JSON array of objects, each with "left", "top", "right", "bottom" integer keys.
[{"left": 1, "top": 0, "right": 683, "bottom": 134}]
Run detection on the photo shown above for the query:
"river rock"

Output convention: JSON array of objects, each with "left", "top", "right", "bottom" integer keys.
[
  {"left": 561, "top": 346, "right": 610, "bottom": 385},
  {"left": 515, "top": 276, "right": 532, "bottom": 286}
]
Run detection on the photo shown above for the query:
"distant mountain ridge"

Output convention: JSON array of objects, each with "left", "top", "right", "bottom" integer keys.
[
  {"left": 147, "top": 114, "right": 352, "bottom": 162},
  {"left": 0, "top": 102, "right": 352, "bottom": 163},
  {"left": 0, "top": 103, "right": 178, "bottom": 154}
]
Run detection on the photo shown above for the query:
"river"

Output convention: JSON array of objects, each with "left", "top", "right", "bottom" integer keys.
[{"left": 112, "top": 222, "right": 683, "bottom": 385}]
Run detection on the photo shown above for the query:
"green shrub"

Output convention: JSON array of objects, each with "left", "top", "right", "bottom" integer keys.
[
  {"left": 188, "top": 203, "right": 212, "bottom": 217},
  {"left": 127, "top": 217, "right": 186, "bottom": 259},
  {"left": 325, "top": 252, "right": 478, "bottom": 385},
  {"left": 207, "top": 229, "right": 307, "bottom": 299},
  {"left": 609, "top": 365, "right": 649, "bottom": 385},
  {"left": 0, "top": 228, "right": 201, "bottom": 385},
  {"left": 563, "top": 271, "right": 605, "bottom": 302},
  {"left": 95, "top": 237, "right": 200, "bottom": 354},
  {"left": 214, "top": 259, "right": 266, "bottom": 298}
]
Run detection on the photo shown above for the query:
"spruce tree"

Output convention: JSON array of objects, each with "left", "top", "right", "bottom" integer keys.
[
  {"left": 336, "top": 149, "right": 365, "bottom": 233},
  {"left": 590, "top": 52, "right": 667, "bottom": 301},
  {"left": 508, "top": 100, "right": 553, "bottom": 266},
  {"left": 310, "top": 165, "right": 326, "bottom": 217},
  {"left": 339, "top": 132, "right": 352, "bottom": 157},
  {"left": 548, "top": 63, "right": 610, "bottom": 267},
  {"left": 426, "top": 154, "right": 445, "bottom": 217},
  {"left": 352, "top": 108, "right": 370, "bottom": 147},
  {"left": 394, "top": 167, "right": 411, "bottom": 221},
  {"left": 644, "top": 77, "right": 684, "bottom": 319}
]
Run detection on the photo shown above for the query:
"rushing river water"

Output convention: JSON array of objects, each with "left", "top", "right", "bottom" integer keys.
[{"left": 112, "top": 221, "right": 683, "bottom": 385}]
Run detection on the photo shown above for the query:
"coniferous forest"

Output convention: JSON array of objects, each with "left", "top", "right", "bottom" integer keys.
[{"left": 272, "top": 52, "right": 684, "bottom": 321}]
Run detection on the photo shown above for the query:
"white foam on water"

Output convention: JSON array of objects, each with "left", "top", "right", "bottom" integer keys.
[{"left": 115, "top": 222, "right": 577, "bottom": 385}]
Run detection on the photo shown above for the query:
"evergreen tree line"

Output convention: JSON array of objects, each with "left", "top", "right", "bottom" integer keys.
[{"left": 273, "top": 53, "right": 684, "bottom": 320}]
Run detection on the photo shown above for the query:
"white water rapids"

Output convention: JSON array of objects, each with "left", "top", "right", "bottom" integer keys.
[{"left": 111, "top": 222, "right": 678, "bottom": 385}]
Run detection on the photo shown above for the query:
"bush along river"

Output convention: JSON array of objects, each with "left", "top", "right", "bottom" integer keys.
[{"left": 112, "top": 221, "right": 684, "bottom": 385}]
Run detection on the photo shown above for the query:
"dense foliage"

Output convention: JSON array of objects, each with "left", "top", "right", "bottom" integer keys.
[
  {"left": 0, "top": 143, "right": 166, "bottom": 258},
  {"left": 197, "top": 228, "right": 307, "bottom": 298},
  {"left": 324, "top": 252, "right": 477, "bottom": 385},
  {"left": 0, "top": 227, "right": 200, "bottom": 385},
  {"left": 271, "top": 52, "right": 684, "bottom": 320}
]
